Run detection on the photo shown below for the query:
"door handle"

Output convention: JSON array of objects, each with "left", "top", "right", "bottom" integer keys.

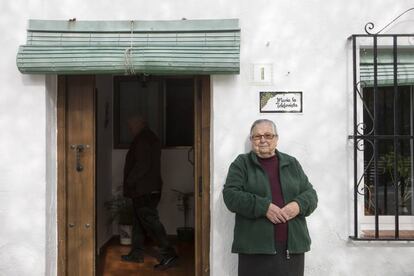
[{"left": 70, "top": 144, "right": 90, "bottom": 172}]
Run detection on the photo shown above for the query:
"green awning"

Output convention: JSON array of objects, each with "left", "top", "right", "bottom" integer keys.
[
  {"left": 360, "top": 48, "right": 414, "bottom": 87},
  {"left": 17, "top": 19, "right": 240, "bottom": 75}
]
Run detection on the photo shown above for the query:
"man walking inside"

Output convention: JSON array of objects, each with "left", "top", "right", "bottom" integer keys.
[{"left": 122, "top": 116, "right": 178, "bottom": 270}]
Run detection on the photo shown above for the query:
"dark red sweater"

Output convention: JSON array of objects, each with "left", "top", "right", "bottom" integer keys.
[{"left": 258, "top": 155, "right": 288, "bottom": 242}]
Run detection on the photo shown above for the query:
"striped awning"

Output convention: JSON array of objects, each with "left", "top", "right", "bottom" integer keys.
[
  {"left": 16, "top": 19, "right": 240, "bottom": 75},
  {"left": 360, "top": 47, "right": 414, "bottom": 87}
]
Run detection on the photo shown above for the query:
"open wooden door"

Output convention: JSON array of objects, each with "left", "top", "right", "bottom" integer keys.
[
  {"left": 194, "top": 76, "right": 211, "bottom": 276},
  {"left": 57, "top": 75, "right": 96, "bottom": 276}
]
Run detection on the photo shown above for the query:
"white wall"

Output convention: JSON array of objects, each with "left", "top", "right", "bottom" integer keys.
[
  {"left": 45, "top": 76, "right": 57, "bottom": 276},
  {"left": 0, "top": 2, "right": 47, "bottom": 275},
  {"left": 2, "top": 0, "right": 414, "bottom": 275}
]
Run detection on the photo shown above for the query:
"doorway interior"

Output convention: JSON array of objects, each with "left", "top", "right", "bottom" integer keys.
[
  {"left": 98, "top": 75, "right": 196, "bottom": 274},
  {"left": 57, "top": 74, "right": 211, "bottom": 276}
]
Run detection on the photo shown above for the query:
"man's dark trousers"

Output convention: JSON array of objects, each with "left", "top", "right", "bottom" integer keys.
[{"left": 131, "top": 193, "right": 175, "bottom": 257}]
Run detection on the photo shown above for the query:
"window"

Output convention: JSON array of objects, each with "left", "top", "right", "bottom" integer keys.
[
  {"left": 114, "top": 76, "right": 194, "bottom": 148},
  {"left": 350, "top": 35, "right": 414, "bottom": 240},
  {"left": 362, "top": 85, "right": 413, "bottom": 216}
]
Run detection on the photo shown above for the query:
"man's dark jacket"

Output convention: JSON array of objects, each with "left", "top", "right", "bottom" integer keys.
[{"left": 123, "top": 126, "right": 162, "bottom": 198}]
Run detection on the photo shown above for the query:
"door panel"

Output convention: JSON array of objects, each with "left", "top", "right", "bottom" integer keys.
[{"left": 58, "top": 75, "right": 96, "bottom": 276}]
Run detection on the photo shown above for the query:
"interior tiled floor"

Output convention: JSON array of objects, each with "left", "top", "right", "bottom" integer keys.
[{"left": 98, "top": 237, "right": 194, "bottom": 276}]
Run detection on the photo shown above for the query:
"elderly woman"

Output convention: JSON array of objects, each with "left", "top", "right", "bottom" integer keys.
[{"left": 223, "top": 119, "right": 317, "bottom": 276}]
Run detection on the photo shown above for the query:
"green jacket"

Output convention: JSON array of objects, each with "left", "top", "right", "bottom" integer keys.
[{"left": 223, "top": 150, "right": 317, "bottom": 254}]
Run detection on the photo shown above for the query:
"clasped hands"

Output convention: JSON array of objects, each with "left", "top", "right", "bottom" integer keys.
[{"left": 266, "top": 201, "right": 300, "bottom": 224}]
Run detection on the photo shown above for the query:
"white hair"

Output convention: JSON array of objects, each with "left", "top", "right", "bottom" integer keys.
[{"left": 250, "top": 119, "right": 278, "bottom": 137}]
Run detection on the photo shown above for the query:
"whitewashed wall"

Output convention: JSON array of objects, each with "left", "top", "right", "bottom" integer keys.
[
  {"left": 1, "top": 0, "right": 414, "bottom": 275},
  {"left": 0, "top": 2, "right": 48, "bottom": 275}
]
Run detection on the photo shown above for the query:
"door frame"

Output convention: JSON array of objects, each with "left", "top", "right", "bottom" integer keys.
[
  {"left": 194, "top": 76, "right": 211, "bottom": 276},
  {"left": 57, "top": 75, "right": 211, "bottom": 275}
]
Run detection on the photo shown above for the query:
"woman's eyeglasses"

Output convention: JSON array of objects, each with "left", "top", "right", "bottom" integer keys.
[{"left": 251, "top": 133, "right": 276, "bottom": 141}]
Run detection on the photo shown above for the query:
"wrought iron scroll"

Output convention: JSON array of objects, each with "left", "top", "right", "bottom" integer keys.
[
  {"left": 365, "top": 7, "right": 414, "bottom": 35},
  {"left": 355, "top": 139, "right": 373, "bottom": 191},
  {"left": 355, "top": 81, "right": 374, "bottom": 136}
]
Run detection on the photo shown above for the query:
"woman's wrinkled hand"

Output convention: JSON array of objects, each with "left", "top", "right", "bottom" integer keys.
[
  {"left": 266, "top": 203, "right": 290, "bottom": 224},
  {"left": 266, "top": 201, "right": 300, "bottom": 224},
  {"left": 281, "top": 201, "right": 300, "bottom": 220}
]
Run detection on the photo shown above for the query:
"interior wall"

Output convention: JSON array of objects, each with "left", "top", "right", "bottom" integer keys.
[{"left": 158, "top": 149, "right": 195, "bottom": 234}]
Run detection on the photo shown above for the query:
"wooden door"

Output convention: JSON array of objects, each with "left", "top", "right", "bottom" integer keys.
[
  {"left": 194, "top": 76, "right": 211, "bottom": 276},
  {"left": 58, "top": 75, "right": 96, "bottom": 276}
]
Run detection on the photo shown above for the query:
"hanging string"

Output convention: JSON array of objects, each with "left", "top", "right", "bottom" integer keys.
[{"left": 124, "top": 20, "right": 135, "bottom": 75}]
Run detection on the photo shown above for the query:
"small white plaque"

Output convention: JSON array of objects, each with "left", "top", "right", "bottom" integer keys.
[{"left": 251, "top": 64, "right": 272, "bottom": 84}]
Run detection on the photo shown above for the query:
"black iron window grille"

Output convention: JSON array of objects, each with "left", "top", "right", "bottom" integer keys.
[{"left": 349, "top": 9, "right": 414, "bottom": 241}]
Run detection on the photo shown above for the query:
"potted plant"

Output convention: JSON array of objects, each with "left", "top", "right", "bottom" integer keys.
[
  {"left": 380, "top": 151, "right": 412, "bottom": 214},
  {"left": 105, "top": 191, "right": 134, "bottom": 245},
  {"left": 172, "top": 189, "right": 194, "bottom": 241}
]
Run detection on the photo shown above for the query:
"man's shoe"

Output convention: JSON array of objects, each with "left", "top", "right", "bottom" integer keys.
[
  {"left": 121, "top": 251, "right": 144, "bottom": 263},
  {"left": 153, "top": 255, "right": 178, "bottom": 270}
]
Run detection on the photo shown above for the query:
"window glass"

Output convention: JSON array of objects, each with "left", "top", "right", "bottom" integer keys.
[
  {"left": 165, "top": 79, "right": 194, "bottom": 147},
  {"left": 114, "top": 77, "right": 194, "bottom": 148}
]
